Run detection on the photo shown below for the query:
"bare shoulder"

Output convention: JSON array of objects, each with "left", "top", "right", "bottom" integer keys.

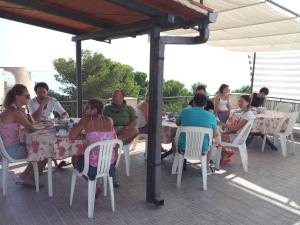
[
  {"left": 2, "top": 107, "right": 20, "bottom": 122},
  {"left": 8, "top": 107, "right": 20, "bottom": 116},
  {"left": 77, "top": 117, "right": 88, "bottom": 127},
  {"left": 101, "top": 115, "right": 113, "bottom": 123}
]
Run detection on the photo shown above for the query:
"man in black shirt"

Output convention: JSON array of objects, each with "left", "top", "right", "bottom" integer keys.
[
  {"left": 251, "top": 87, "right": 269, "bottom": 107},
  {"left": 188, "top": 85, "right": 214, "bottom": 112}
]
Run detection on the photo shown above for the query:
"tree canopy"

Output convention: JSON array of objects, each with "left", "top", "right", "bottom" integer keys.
[
  {"left": 163, "top": 80, "right": 189, "bottom": 97},
  {"left": 52, "top": 50, "right": 147, "bottom": 99},
  {"left": 232, "top": 85, "right": 251, "bottom": 94}
]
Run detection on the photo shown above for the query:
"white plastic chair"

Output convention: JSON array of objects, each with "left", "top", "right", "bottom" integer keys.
[
  {"left": 115, "top": 142, "right": 133, "bottom": 176},
  {"left": 0, "top": 136, "right": 39, "bottom": 195},
  {"left": 217, "top": 120, "right": 254, "bottom": 173},
  {"left": 171, "top": 126, "right": 213, "bottom": 191},
  {"left": 69, "top": 139, "right": 123, "bottom": 218},
  {"left": 275, "top": 102, "right": 292, "bottom": 113},
  {"left": 261, "top": 112, "right": 298, "bottom": 157}
]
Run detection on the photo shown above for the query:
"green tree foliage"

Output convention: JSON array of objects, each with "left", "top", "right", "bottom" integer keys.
[
  {"left": 163, "top": 80, "right": 189, "bottom": 113},
  {"left": 163, "top": 80, "right": 189, "bottom": 97},
  {"left": 48, "top": 89, "right": 70, "bottom": 101},
  {"left": 232, "top": 85, "right": 251, "bottom": 94},
  {"left": 53, "top": 50, "right": 146, "bottom": 99},
  {"left": 134, "top": 71, "right": 148, "bottom": 97}
]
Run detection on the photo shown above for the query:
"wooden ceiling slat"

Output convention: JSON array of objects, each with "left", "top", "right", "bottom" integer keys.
[
  {"left": 0, "top": 0, "right": 210, "bottom": 38},
  {"left": 6, "top": 0, "right": 113, "bottom": 28}
]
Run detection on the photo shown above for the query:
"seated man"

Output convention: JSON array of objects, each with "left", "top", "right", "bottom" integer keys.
[
  {"left": 28, "top": 82, "right": 68, "bottom": 121},
  {"left": 188, "top": 85, "right": 214, "bottom": 112},
  {"left": 251, "top": 87, "right": 269, "bottom": 107},
  {"left": 248, "top": 87, "right": 277, "bottom": 150},
  {"left": 177, "top": 94, "right": 218, "bottom": 174},
  {"left": 104, "top": 89, "right": 138, "bottom": 145},
  {"left": 135, "top": 93, "right": 149, "bottom": 134}
]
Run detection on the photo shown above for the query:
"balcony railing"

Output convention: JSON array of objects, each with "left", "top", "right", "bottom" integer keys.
[{"left": 1, "top": 95, "right": 299, "bottom": 123}]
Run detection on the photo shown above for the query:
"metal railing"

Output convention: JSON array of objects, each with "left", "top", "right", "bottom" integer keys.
[{"left": 1, "top": 95, "right": 300, "bottom": 122}]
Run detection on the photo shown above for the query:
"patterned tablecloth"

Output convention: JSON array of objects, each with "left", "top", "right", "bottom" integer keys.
[
  {"left": 162, "top": 121, "right": 178, "bottom": 144},
  {"left": 228, "top": 110, "right": 287, "bottom": 134},
  {"left": 25, "top": 128, "right": 85, "bottom": 162}
]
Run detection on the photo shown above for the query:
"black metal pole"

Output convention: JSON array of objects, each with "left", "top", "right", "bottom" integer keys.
[
  {"left": 250, "top": 52, "right": 256, "bottom": 93},
  {"left": 76, "top": 40, "right": 83, "bottom": 117},
  {"left": 265, "top": 0, "right": 300, "bottom": 17},
  {"left": 146, "top": 26, "right": 164, "bottom": 206}
]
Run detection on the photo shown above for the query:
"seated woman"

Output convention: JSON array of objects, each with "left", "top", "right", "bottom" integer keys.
[
  {"left": 0, "top": 84, "right": 46, "bottom": 187},
  {"left": 214, "top": 84, "right": 231, "bottom": 123},
  {"left": 251, "top": 87, "right": 269, "bottom": 107},
  {"left": 69, "top": 99, "right": 117, "bottom": 194},
  {"left": 135, "top": 93, "right": 149, "bottom": 134},
  {"left": 219, "top": 95, "right": 255, "bottom": 165}
]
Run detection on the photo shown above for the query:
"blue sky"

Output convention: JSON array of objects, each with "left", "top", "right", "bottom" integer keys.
[{"left": 0, "top": 0, "right": 299, "bottom": 95}]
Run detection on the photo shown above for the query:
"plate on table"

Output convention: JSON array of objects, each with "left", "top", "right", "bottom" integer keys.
[
  {"left": 33, "top": 125, "right": 46, "bottom": 130},
  {"left": 38, "top": 121, "right": 54, "bottom": 127}
]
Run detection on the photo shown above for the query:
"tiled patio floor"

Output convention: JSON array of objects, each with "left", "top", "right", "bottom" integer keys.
[{"left": 1, "top": 139, "right": 300, "bottom": 225}]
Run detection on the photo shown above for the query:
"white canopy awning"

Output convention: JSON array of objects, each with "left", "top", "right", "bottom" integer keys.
[{"left": 166, "top": 0, "right": 300, "bottom": 52}]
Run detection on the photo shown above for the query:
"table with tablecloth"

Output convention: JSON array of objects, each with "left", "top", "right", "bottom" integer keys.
[
  {"left": 25, "top": 128, "right": 85, "bottom": 162},
  {"left": 227, "top": 110, "right": 288, "bottom": 150},
  {"left": 228, "top": 110, "right": 287, "bottom": 135},
  {"left": 162, "top": 121, "right": 178, "bottom": 144}
]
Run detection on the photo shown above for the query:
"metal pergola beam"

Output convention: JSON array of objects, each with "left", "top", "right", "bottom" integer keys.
[
  {"left": 72, "top": 13, "right": 216, "bottom": 42},
  {"left": 0, "top": 10, "right": 81, "bottom": 35},
  {"left": 108, "top": 0, "right": 164, "bottom": 17},
  {"left": 265, "top": 0, "right": 300, "bottom": 18},
  {"left": 250, "top": 52, "right": 257, "bottom": 92},
  {"left": 146, "top": 19, "right": 210, "bottom": 204},
  {"left": 76, "top": 40, "right": 83, "bottom": 118},
  {"left": 72, "top": 16, "right": 170, "bottom": 42},
  {"left": 146, "top": 26, "right": 165, "bottom": 205},
  {"left": 7, "top": 0, "right": 113, "bottom": 29}
]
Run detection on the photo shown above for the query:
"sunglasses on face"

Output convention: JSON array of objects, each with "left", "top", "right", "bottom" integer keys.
[{"left": 21, "top": 94, "right": 31, "bottom": 99}]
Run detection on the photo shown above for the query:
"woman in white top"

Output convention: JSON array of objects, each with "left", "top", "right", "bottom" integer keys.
[
  {"left": 219, "top": 95, "right": 255, "bottom": 165},
  {"left": 214, "top": 84, "right": 231, "bottom": 123}
]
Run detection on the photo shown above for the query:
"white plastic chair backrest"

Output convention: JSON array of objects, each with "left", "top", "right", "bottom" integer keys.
[
  {"left": 82, "top": 139, "right": 123, "bottom": 178},
  {"left": 275, "top": 102, "right": 292, "bottom": 113},
  {"left": 232, "top": 120, "right": 254, "bottom": 146},
  {"left": 275, "top": 112, "right": 299, "bottom": 135},
  {"left": 134, "top": 108, "right": 146, "bottom": 128},
  {"left": 175, "top": 126, "right": 213, "bottom": 160},
  {"left": 0, "top": 135, "right": 22, "bottom": 163}
]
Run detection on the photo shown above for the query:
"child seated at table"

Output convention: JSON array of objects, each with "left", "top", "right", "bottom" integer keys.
[
  {"left": 219, "top": 95, "right": 255, "bottom": 165},
  {"left": 69, "top": 99, "right": 118, "bottom": 197},
  {"left": 0, "top": 84, "right": 47, "bottom": 188}
]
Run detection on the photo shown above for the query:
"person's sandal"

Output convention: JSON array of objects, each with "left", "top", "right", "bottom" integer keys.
[
  {"left": 207, "top": 166, "right": 215, "bottom": 175},
  {"left": 57, "top": 160, "right": 72, "bottom": 169}
]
